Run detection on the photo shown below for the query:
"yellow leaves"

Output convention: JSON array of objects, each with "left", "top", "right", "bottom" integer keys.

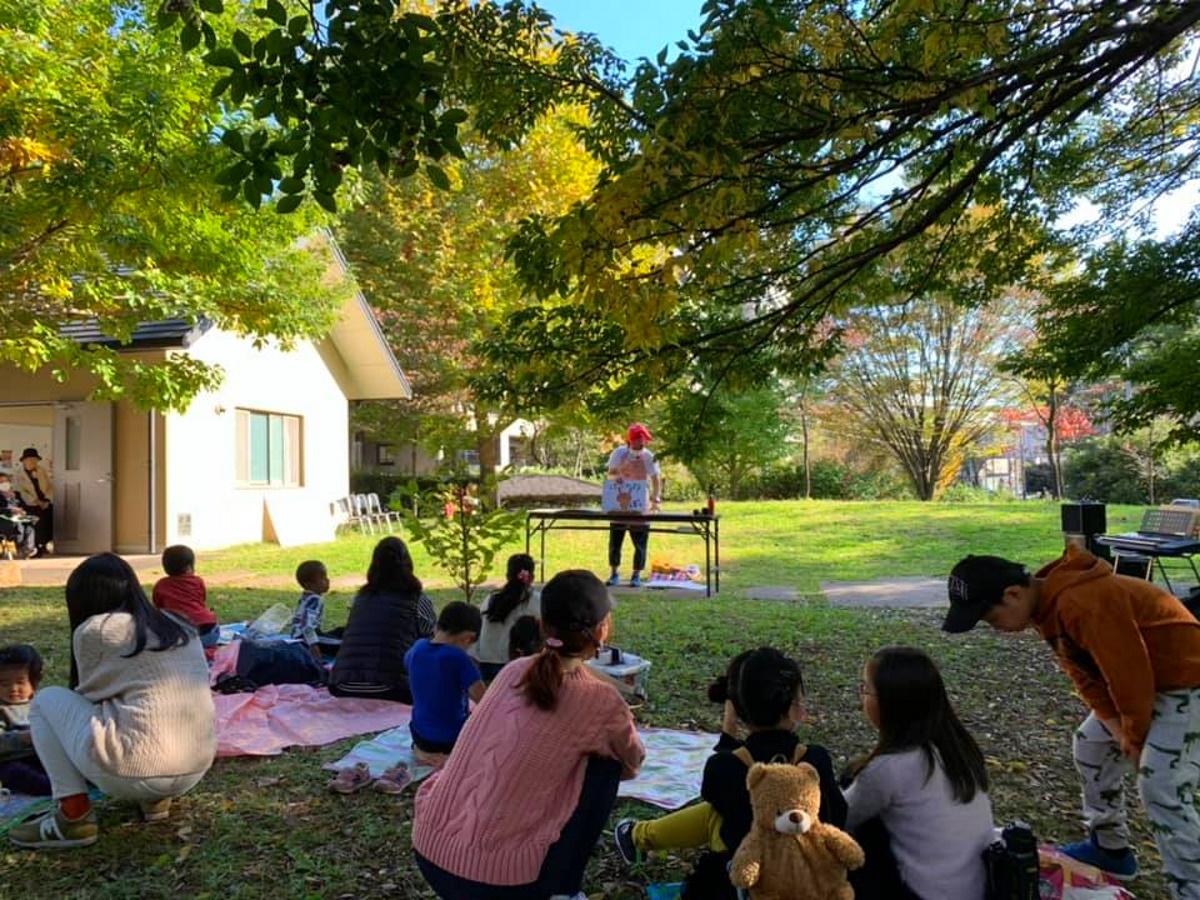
[{"left": 0, "top": 136, "right": 62, "bottom": 176}]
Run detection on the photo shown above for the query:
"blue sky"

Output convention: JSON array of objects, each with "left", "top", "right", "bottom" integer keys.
[{"left": 535, "top": 0, "right": 704, "bottom": 65}]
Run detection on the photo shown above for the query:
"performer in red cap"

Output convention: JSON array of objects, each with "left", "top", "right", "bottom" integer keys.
[{"left": 604, "top": 423, "right": 662, "bottom": 587}]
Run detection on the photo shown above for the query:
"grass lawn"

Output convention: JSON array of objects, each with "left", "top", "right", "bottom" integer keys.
[{"left": 0, "top": 501, "right": 1173, "bottom": 898}]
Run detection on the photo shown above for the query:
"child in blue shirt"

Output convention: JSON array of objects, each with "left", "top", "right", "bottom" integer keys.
[{"left": 405, "top": 602, "right": 486, "bottom": 758}]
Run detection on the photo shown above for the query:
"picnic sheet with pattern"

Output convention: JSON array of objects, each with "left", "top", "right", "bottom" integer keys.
[
  {"left": 322, "top": 723, "right": 435, "bottom": 786},
  {"left": 326, "top": 725, "right": 715, "bottom": 810},
  {"left": 214, "top": 683, "right": 413, "bottom": 757}
]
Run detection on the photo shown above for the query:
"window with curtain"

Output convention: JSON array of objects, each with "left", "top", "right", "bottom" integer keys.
[{"left": 235, "top": 409, "right": 302, "bottom": 487}]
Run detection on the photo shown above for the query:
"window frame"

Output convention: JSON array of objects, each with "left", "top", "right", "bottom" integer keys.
[{"left": 235, "top": 408, "right": 303, "bottom": 488}]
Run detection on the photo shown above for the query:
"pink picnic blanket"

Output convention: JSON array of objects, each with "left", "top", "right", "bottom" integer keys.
[{"left": 213, "top": 683, "right": 412, "bottom": 758}]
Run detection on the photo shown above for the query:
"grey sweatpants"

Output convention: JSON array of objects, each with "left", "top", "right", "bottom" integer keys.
[
  {"left": 1074, "top": 689, "right": 1200, "bottom": 899},
  {"left": 30, "top": 686, "right": 208, "bottom": 802}
]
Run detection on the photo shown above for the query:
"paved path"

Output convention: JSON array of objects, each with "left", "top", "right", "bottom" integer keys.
[{"left": 820, "top": 576, "right": 948, "bottom": 609}]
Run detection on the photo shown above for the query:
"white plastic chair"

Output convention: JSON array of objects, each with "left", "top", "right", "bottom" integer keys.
[{"left": 366, "top": 492, "right": 401, "bottom": 532}]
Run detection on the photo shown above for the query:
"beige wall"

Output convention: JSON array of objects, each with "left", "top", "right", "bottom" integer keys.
[
  {"left": 163, "top": 331, "right": 350, "bottom": 550},
  {"left": 0, "top": 360, "right": 168, "bottom": 555},
  {"left": 112, "top": 406, "right": 166, "bottom": 555}
]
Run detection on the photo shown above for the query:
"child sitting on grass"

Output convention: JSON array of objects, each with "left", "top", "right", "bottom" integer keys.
[
  {"left": 290, "top": 560, "right": 332, "bottom": 661},
  {"left": 844, "top": 646, "right": 994, "bottom": 900},
  {"left": 152, "top": 544, "right": 218, "bottom": 648},
  {"left": 405, "top": 601, "right": 486, "bottom": 762},
  {"left": 615, "top": 646, "right": 845, "bottom": 900},
  {"left": 508, "top": 614, "right": 543, "bottom": 661},
  {"left": 0, "top": 644, "right": 50, "bottom": 795},
  {"left": 475, "top": 553, "right": 540, "bottom": 682}
]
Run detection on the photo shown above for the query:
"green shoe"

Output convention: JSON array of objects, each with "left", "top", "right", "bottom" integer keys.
[{"left": 9, "top": 807, "right": 98, "bottom": 849}]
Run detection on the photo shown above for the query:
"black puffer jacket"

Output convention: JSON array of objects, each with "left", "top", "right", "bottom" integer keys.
[{"left": 330, "top": 589, "right": 436, "bottom": 689}]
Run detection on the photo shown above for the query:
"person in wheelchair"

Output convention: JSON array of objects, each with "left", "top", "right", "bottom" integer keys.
[{"left": 0, "top": 474, "right": 37, "bottom": 559}]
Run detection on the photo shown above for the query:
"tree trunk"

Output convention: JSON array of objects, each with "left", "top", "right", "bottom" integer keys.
[
  {"left": 800, "top": 402, "right": 811, "bottom": 499},
  {"left": 477, "top": 432, "right": 499, "bottom": 483},
  {"left": 1045, "top": 386, "right": 1063, "bottom": 499}
]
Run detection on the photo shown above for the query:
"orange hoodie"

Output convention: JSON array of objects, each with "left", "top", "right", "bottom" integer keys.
[{"left": 1032, "top": 548, "right": 1200, "bottom": 749}]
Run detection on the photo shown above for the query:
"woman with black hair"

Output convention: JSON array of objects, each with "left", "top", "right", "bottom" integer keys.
[
  {"left": 846, "top": 646, "right": 994, "bottom": 900},
  {"left": 474, "top": 553, "right": 540, "bottom": 681},
  {"left": 614, "top": 646, "right": 845, "bottom": 899},
  {"left": 10, "top": 554, "right": 215, "bottom": 850},
  {"left": 329, "top": 536, "right": 436, "bottom": 704}
]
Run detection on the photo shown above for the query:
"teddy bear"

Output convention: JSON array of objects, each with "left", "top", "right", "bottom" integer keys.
[{"left": 730, "top": 761, "right": 865, "bottom": 900}]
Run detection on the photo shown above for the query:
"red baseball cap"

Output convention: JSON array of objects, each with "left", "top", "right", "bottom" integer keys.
[{"left": 627, "top": 423, "right": 653, "bottom": 443}]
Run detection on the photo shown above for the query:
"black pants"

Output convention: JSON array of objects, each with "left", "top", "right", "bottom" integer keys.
[
  {"left": 411, "top": 723, "right": 457, "bottom": 755},
  {"left": 849, "top": 817, "right": 924, "bottom": 900},
  {"left": 608, "top": 524, "right": 649, "bottom": 571},
  {"left": 32, "top": 505, "right": 51, "bottom": 552},
  {"left": 416, "top": 756, "right": 622, "bottom": 898}
]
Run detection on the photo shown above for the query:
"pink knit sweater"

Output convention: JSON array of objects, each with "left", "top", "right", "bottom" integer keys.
[{"left": 412, "top": 655, "right": 645, "bottom": 886}]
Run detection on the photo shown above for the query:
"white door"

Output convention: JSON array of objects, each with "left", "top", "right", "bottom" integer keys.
[{"left": 53, "top": 401, "right": 113, "bottom": 554}]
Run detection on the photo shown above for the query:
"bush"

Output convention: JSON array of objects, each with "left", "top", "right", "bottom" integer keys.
[
  {"left": 737, "top": 459, "right": 914, "bottom": 500},
  {"left": 939, "top": 483, "right": 1017, "bottom": 503},
  {"left": 1023, "top": 462, "right": 1057, "bottom": 497},
  {"left": 1063, "top": 439, "right": 1145, "bottom": 504}
]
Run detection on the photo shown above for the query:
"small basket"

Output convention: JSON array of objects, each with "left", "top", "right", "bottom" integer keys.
[{"left": 587, "top": 647, "right": 652, "bottom": 706}]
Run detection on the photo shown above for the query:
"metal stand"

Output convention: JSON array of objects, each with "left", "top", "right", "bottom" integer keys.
[{"left": 525, "top": 509, "right": 720, "bottom": 596}]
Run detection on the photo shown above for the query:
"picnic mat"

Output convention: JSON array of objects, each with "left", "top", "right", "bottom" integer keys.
[
  {"left": 323, "top": 724, "right": 435, "bottom": 786},
  {"left": 646, "top": 576, "right": 708, "bottom": 592},
  {"left": 326, "top": 725, "right": 714, "bottom": 809},
  {"left": 214, "top": 683, "right": 412, "bottom": 758}
]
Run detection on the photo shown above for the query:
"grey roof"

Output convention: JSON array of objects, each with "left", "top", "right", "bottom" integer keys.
[
  {"left": 60, "top": 318, "right": 212, "bottom": 349},
  {"left": 498, "top": 474, "right": 603, "bottom": 507}
]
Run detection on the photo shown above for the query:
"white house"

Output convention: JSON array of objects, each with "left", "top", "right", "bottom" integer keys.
[{"left": 0, "top": 238, "right": 410, "bottom": 554}]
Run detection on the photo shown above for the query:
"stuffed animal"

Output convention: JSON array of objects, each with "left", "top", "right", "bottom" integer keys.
[{"left": 730, "top": 761, "right": 865, "bottom": 900}]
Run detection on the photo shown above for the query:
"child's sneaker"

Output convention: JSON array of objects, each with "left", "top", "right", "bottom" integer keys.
[
  {"left": 605, "top": 573, "right": 621, "bottom": 587},
  {"left": 373, "top": 764, "right": 413, "bottom": 795},
  {"left": 328, "top": 762, "right": 373, "bottom": 794},
  {"left": 1061, "top": 834, "right": 1138, "bottom": 880},
  {"left": 613, "top": 819, "right": 643, "bottom": 866},
  {"left": 139, "top": 798, "right": 172, "bottom": 822},
  {"left": 629, "top": 573, "right": 643, "bottom": 588},
  {"left": 9, "top": 807, "right": 98, "bottom": 849}
]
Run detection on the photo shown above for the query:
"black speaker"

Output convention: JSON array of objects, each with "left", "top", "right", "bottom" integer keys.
[{"left": 1062, "top": 502, "right": 1106, "bottom": 536}]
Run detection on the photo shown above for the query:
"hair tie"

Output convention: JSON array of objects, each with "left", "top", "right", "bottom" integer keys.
[{"left": 544, "top": 637, "right": 564, "bottom": 648}]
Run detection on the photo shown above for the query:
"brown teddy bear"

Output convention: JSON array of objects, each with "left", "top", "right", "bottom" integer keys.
[{"left": 730, "top": 761, "right": 865, "bottom": 900}]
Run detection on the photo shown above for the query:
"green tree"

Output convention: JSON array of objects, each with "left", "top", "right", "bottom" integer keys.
[
  {"left": 658, "top": 384, "right": 793, "bottom": 498},
  {"left": 337, "top": 106, "right": 600, "bottom": 478},
  {"left": 1032, "top": 216, "right": 1200, "bottom": 442},
  {"left": 831, "top": 298, "right": 1011, "bottom": 501},
  {"left": 484, "top": 0, "right": 1200, "bottom": 408},
  {"left": 1, "top": 0, "right": 347, "bottom": 408},
  {"left": 162, "top": 0, "right": 623, "bottom": 212}
]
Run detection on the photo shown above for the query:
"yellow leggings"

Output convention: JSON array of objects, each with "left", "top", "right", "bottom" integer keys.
[{"left": 632, "top": 801, "right": 728, "bottom": 854}]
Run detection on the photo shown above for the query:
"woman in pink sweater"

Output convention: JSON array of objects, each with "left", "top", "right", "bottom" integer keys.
[{"left": 413, "top": 569, "right": 644, "bottom": 899}]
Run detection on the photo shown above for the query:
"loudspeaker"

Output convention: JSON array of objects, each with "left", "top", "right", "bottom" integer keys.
[{"left": 1061, "top": 502, "right": 1106, "bottom": 536}]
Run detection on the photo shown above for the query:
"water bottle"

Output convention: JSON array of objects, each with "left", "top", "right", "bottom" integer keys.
[{"left": 1002, "top": 821, "right": 1039, "bottom": 900}]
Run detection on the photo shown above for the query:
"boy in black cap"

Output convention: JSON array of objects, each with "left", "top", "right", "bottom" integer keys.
[{"left": 943, "top": 547, "right": 1200, "bottom": 895}]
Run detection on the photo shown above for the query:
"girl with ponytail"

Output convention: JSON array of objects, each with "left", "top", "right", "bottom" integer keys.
[
  {"left": 614, "top": 647, "right": 844, "bottom": 899},
  {"left": 474, "top": 553, "right": 540, "bottom": 682},
  {"left": 413, "top": 570, "right": 644, "bottom": 899}
]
